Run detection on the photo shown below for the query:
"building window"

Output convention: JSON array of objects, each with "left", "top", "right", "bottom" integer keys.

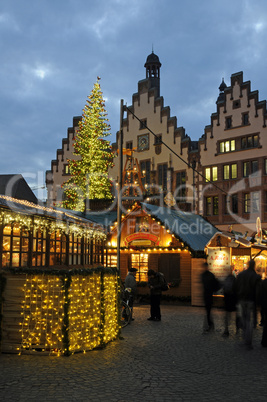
[
  {"left": 206, "top": 197, "right": 212, "bottom": 216},
  {"left": 243, "top": 113, "right": 249, "bottom": 125},
  {"left": 265, "top": 191, "right": 267, "bottom": 212},
  {"left": 205, "top": 166, "right": 217, "bottom": 182},
  {"left": 69, "top": 233, "right": 82, "bottom": 265},
  {"left": 219, "top": 140, "right": 235, "bottom": 153},
  {"left": 232, "top": 194, "right": 238, "bottom": 214},
  {"left": 243, "top": 162, "right": 250, "bottom": 177},
  {"left": 212, "top": 167, "right": 218, "bottom": 181},
  {"left": 154, "top": 134, "right": 162, "bottom": 145},
  {"left": 176, "top": 171, "right": 186, "bottom": 200},
  {"left": 233, "top": 99, "right": 240, "bottom": 109},
  {"left": 224, "top": 195, "right": 229, "bottom": 214},
  {"left": 64, "top": 164, "right": 70, "bottom": 175},
  {"left": 223, "top": 165, "right": 230, "bottom": 180},
  {"left": 49, "top": 230, "right": 67, "bottom": 266},
  {"left": 158, "top": 164, "right": 168, "bottom": 191},
  {"left": 226, "top": 117, "right": 232, "bottom": 129},
  {"left": 32, "top": 227, "right": 46, "bottom": 267},
  {"left": 251, "top": 160, "right": 258, "bottom": 175},
  {"left": 126, "top": 141, "right": 133, "bottom": 149},
  {"left": 265, "top": 159, "right": 267, "bottom": 175},
  {"left": 243, "top": 160, "right": 259, "bottom": 177},
  {"left": 241, "top": 134, "right": 259, "bottom": 149},
  {"left": 140, "top": 119, "right": 147, "bottom": 130},
  {"left": 141, "top": 160, "right": 151, "bottom": 190},
  {"left": 205, "top": 168, "right": 211, "bottom": 182},
  {"left": 2, "top": 223, "right": 29, "bottom": 268},
  {"left": 213, "top": 196, "right": 219, "bottom": 215},
  {"left": 231, "top": 164, "right": 237, "bottom": 179},
  {"left": 252, "top": 192, "right": 260, "bottom": 213},
  {"left": 244, "top": 193, "right": 250, "bottom": 213}
]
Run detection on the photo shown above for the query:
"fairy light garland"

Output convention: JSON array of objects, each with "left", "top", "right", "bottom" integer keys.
[{"left": 16, "top": 267, "right": 119, "bottom": 356}]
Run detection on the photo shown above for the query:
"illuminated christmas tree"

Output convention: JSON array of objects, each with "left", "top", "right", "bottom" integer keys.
[{"left": 62, "top": 77, "right": 114, "bottom": 211}]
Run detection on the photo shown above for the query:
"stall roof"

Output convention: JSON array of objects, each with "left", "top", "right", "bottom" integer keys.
[
  {"left": 140, "top": 203, "right": 218, "bottom": 252},
  {"left": 0, "top": 196, "right": 103, "bottom": 229}
]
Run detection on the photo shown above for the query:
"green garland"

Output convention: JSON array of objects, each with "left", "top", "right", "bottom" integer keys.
[{"left": 2, "top": 266, "right": 117, "bottom": 277}]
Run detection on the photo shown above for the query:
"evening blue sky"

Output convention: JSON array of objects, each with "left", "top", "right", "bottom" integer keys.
[{"left": 1, "top": 0, "right": 267, "bottom": 198}]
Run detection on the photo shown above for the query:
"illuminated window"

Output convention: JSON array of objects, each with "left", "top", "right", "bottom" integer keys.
[
  {"left": 32, "top": 227, "right": 46, "bottom": 267},
  {"left": 205, "top": 168, "right": 211, "bottom": 182},
  {"left": 131, "top": 254, "right": 148, "bottom": 282},
  {"left": 231, "top": 164, "right": 237, "bottom": 179},
  {"left": 64, "top": 164, "right": 70, "bottom": 175},
  {"left": 49, "top": 230, "right": 67, "bottom": 266},
  {"left": 69, "top": 233, "right": 82, "bottom": 265},
  {"left": 212, "top": 167, "right": 218, "bottom": 181},
  {"left": 219, "top": 140, "right": 235, "bottom": 153},
  {"left": 2, "top": 223, "right": 29, "bottom": 268},
  {"left": 224, "top": 165, "right": 230, "bottom": 180},
  {"left": 92, "top": 239, "right": 103, "bottom": 265}
]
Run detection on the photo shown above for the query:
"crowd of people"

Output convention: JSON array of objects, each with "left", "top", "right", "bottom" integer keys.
[
  {"left": 201, "top": 259, "right": 267, "bottom": 350},
  {"left": 123, "top": 260, "right": 267, "bottom": 350}
]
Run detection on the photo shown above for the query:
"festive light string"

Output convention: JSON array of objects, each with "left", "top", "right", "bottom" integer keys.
[
  {"left": 0, "top": 195, "right": 104, "bottom": 232},
  {"left": 18, "top": 271, "right": 119, "bottom": 356}
]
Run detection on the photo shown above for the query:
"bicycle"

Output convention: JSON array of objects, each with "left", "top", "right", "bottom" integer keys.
[{"left": 120, "top": 287, "right": 134, "bottom": 328}]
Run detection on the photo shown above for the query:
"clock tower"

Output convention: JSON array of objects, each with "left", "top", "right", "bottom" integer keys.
[{"left": 144, "top": 50, "right": 161, "bottom": 97}]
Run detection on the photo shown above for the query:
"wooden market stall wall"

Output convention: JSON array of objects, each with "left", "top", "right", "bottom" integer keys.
[
  {"left": 104, "top": 202, "right": 218, "bottom": 300},
  {"left": 0, "top": 196, "right": 120, "bottom": 355}
]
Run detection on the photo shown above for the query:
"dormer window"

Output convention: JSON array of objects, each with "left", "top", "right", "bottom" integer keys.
[
  {"left": 226, "top": 117, "right": 232, "bottom": 129},
  {"left": 140, "top": 119, "right": 147, "bottom": 130},
  {"left": 154, "top": 134, "right": 162, "bottom": 145}
]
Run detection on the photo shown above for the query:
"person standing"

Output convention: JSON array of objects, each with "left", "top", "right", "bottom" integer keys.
[
  {"left": 259, "top": 276, "right": 267, "bottom": 347},
  {"left": 222, "top": 265, "right": 237, "bottom": 336},
  {"left": 147, "top": 269, "right": 163, "bottom": 321},
  {"left": 236, "top": 259, "right": 261, "bottom": 350},
  {"left": 124, "top": 268, "right": 138, "bottom": 319},
  {"left": 201, "top": 261, "right": 221, "bottom": 333}
]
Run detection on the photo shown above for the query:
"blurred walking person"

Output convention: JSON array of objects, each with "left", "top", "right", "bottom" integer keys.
[
  {"left": 222, "top": 265, "right": 237, "bottom": 337},
  {"left": 259, "top": 276, "right": 267, "bottom": 347},
  {"left": 236, "top": 259, "right": 261, "bottom": 350},
  {"left": 201, "top": 261, "right": 221, "bottom": 333}
]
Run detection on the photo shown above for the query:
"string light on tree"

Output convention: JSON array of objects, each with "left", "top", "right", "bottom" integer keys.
[{"left": 61, "top": 77, "right": 115, "bottom": 212}]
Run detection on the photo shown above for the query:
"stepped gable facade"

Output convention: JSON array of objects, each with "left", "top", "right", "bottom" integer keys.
[
  {"left": 198, "top": 71, "right": 267, "bottom": 234},
  {"left": 109, "top": 51, "right": 198, "bottom": 210},
  {"left": 45, "top": 52, "right": 267, "bottom": 235},
  {"left": 46, "top": 116, "right": 81, "bottom": 207}
]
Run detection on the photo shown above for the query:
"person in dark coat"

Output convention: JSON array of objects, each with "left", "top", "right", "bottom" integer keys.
[
  {"left": 259, "top": 277, "right": 267, "bottom": 347},
  {"left": 222, "top": 265, "right": 237, "bottom": 336},
  {"left": 147, "top": 269, "right": 163, "bottom": 321},
  {"left": 236, "top": 259, "right": 261, "bottom": 349},
  {"left": 201, "top": 261, "right": 221, "bottom": 333}
]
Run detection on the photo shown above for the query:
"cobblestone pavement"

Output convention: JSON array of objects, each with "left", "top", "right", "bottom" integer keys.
[{"left": 0, "top": 304, "right": 266, "bottom": 402}]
